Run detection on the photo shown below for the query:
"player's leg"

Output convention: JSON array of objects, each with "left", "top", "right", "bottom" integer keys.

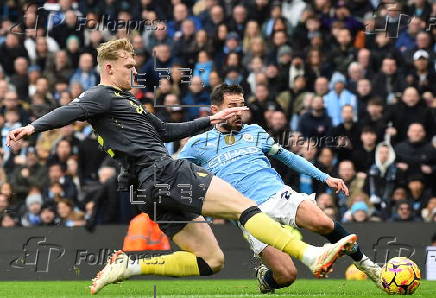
[
  {"left": 90, "top": 216, "right": 223, "bottom": 294},
  {"left": 203, "top": 176, "right": 357, "bottom": 277},
  {"left": 295, "top": 198, "right": 381, "bottom": 285},
  {"left": 125, "top": 216, "right": 224, "bottom": 277},
  {"left": 257, "top": 246, "right": 297, "bottom": 293}
]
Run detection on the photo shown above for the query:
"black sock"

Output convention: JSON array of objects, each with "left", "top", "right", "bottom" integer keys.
[
  {"left": 323, "top": 221, "right": 364, "bottom": 262},
  {"left": 239, "top": 206, "right": 261, "bottom": 226},
  {"left": 263, "top": 269, "right": 292, "bottom": 289},
  {"left": 196, "top": 257, "right": 213, "bottom": 276}
]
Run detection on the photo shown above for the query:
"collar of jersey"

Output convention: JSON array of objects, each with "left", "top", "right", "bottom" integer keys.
[
  {"left": 212, "top": 124, "right": 246, "bottom": 135},
  {"left": 98, "top": 84, "right": 123, "bottom": 92}
]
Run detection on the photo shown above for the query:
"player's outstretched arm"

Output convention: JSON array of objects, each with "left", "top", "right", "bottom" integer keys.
[
  {"left": 149, "top": 106, "right": 248, "bottom": 142},
  {"left": 272, "top": 149, "right": 349, "bottom": 195},
  {"left": 7, "top": 104, "right": 87, "bottom": 148},
  {"left": 7, "top": 89, "right": 110, "bottom": 148},
  {"left": 257, "top": 125, "right": 349, "bottom": 195}
]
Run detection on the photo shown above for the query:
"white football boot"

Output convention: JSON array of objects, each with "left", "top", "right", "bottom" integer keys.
[{"left": 90, "top": 250, "right": 130, "bottom": 295}]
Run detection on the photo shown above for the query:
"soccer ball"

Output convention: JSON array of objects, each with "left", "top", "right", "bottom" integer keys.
[{"left": 381, "top": 257, "right": 421, "bottom": 295}]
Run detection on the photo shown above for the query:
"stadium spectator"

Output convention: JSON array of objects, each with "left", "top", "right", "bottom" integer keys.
[
  {"left": 44, "top": 163, "right": 78, "bottom": 204},
  {"left": 10, "top": 147, "right": 48, "bottom": 202},
  {"left": 1, "top": 109, "right": 22, "bottom": 164},
  {"left": 330, "top": 28, "right": 356, "bottom": 75},
  {"left": 70, "top": 53, "right": 99, "bottom": 91},
  {"left": 202, "top": 4, "right": 226, "bottom": 36},
  {"left": 315, "top": 148, "right": 336, "bottom": 181},
  {"left": 332, "top": 104, "right": 361, "bottom": 162},
  {"left": 366, "top": 142, "right": 397, "bottom": 215},
  {"left": 395, "top": 17, "right": 422, "bottom": 53},
  {"left": 336, "top": 160, "right": 365, "bottom": 216},
  {"left": 9, "top": 57, "right": 29, "bottom": 101},
  {"left": 394, "top": 123, "right": 436, "bottom": 184},
  {"left": 20, "top": 192, "right": 42, "bottom": 227},
  {"left": 57, "top": 198, "right": 85, "bottom": 227},
  {"left": 0, "top": 193, "right": 9, "bottom": 215},
  {"left": 298, "top": 95, "right": 332, "bottom": 139},
  {"left": 1, "top": 211, "right": 19, "bottom": 227},
  {"left": 49, "top": 10, "right": 84, "bottom": 49},
  {"left": 44, "top": 50, "right": 74, "bottom": 91},
  {"left": 360, "top": 97, "right": 386, "bottom": 142},
  {"left": 173, "top": 19, "right": 197, "bottom": 69},
  {"left": 167, "top": 3, "right": 202, "bottom": 39},
  {"left": 391, "top": 200, "right": 416, "bottom": 222},
  {"left": 40, "top": 201, "right": 60, "bottom": 225},
  {"left": 351, "top": 127, "right": 377, "bottom": 173},
  {"left": 316, "top": 193, "right": 335, "bottom": 210},
  {"left": 355, "top": 79, "right": 373, "bottom": 117},
  {"left": 181, "top": 76, "right": 210, "bottom": 120},
  {"left": 0, "top": 33, "right": 29, "bottom": 75},
  {"left": 371, "top": 57, "right": 406, "bottom": 104},
  {"left": 141, "top": 43, "right": 173, "bottom": 93},
  {"left": 385, "top": 87, "right": 435, "bottom": 143},
  {"left": 193, "top": 51, "right": 213, "bottom": 88},
  {"left": 407, "top": 174, "right": 432, "bottom": 215},
  {"left": 407, "top": 50, "right": 436, "bottom": 94},
  {"left": 324, "top": 72, "right": 357, "bottom": 126},
  {"left": 348, "top": 201, "right": 370, "bottom": 223},
  {"left": 421, "top": 197, "right": 436, "bottom": 223},
  {"left": 356, "top": 48, "right": 375, "bottom": 79}
]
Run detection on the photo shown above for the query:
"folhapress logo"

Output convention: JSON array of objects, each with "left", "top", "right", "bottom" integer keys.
[{"left": 9, "top": 237, "right": 65, "bottom": 273}]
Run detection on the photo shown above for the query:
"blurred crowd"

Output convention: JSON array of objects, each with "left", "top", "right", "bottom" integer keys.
[{"left": 0, "top": 0, "right": 435, "bottom": 228}]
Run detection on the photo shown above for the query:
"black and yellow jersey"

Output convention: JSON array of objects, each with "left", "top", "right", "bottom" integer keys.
[{"left": 31, "top": 85, "right": 211, "bottom": 168}]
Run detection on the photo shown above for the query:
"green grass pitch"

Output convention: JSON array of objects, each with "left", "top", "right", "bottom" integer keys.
[{"left": 1, "top": 280, "right": 435, "bottom": 297}]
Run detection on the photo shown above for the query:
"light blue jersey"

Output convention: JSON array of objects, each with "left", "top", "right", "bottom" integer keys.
[{"left": 179, "top": 124, "right": 330, "bottom": 205}]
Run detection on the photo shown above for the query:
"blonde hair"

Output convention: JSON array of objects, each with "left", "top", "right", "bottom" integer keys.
[{"left": 96, "top": 38, "right": 134, "bottom": 68}]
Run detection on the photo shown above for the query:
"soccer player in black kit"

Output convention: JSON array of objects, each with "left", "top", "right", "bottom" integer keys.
[{"left": 7, "top": 39, "right": 356, "bottom": 294}]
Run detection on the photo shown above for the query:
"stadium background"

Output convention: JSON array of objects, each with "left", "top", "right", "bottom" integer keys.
[{"left": 0, "top": 0, "right": 435, "bottom": 282}]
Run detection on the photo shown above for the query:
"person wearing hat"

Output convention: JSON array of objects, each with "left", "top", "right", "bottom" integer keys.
[
  {"left": 323, "top": 72, "right": 357, "bottom": 126},
  {"left": 21, "top": 192, "right": 42, "bottom": 226},
  {"left": 350, "top": 201, "right": 370, "bottom": 222},
  {"left": 224, "top": 32, "right": 242, "bottom": 54},
  {"left": 408, "top": 49, "right": 436, "bottom": 94}
]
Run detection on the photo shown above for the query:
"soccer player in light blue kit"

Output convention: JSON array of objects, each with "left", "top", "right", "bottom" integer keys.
[{"left": 179, "top": 84, "right": 382, "bottom": 294}]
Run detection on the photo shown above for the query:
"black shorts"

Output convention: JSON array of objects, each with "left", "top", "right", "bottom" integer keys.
[{"left": 135, "top": 157, "right": 213, "bottom": 238}]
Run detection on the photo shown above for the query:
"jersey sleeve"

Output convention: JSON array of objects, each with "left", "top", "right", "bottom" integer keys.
[
  {"left": 31, "top": 88, "right": 111, "bottom": 133},
  {"left": 254, "top": 125, "right": 330, "bottom": 182},
  {"left": 146, "top": 112, "right": 211, "bottom": 142}
]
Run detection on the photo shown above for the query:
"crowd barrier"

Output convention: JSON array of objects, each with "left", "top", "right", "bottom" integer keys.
[{"left": 0, "top": 223, "right": 434, "bottom": 280}]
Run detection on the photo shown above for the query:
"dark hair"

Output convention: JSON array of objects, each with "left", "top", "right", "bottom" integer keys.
[
  {"left": 361, "top": 126, "right": 376, "bottom": 134},
  {"left": 211, "top": 84, "right": 243, "bottom": 105},
  {"left": 367, "top": 97, "right": 383, "bottom": 106}
]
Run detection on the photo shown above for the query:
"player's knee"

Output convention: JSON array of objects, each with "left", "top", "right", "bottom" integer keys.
[
  {"left": 274, "top": 264, "right": 297, "bottom": 285},
  {"left": 315, "top": 215, "right": 334, "bottom": 235}
]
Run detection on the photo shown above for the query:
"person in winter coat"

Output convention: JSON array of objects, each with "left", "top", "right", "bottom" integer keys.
[
  {"left": 384, "top": 86, "right": 435, "bottom": 143},
  {"left": 365, "top": 142, "right": 397, "bottom": 217},
  {"left": 323, "top": 72, "right": 357, "bottom": 126},
  {"left": 298, "top": 95, "right": 333, "bottom": 139}
]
